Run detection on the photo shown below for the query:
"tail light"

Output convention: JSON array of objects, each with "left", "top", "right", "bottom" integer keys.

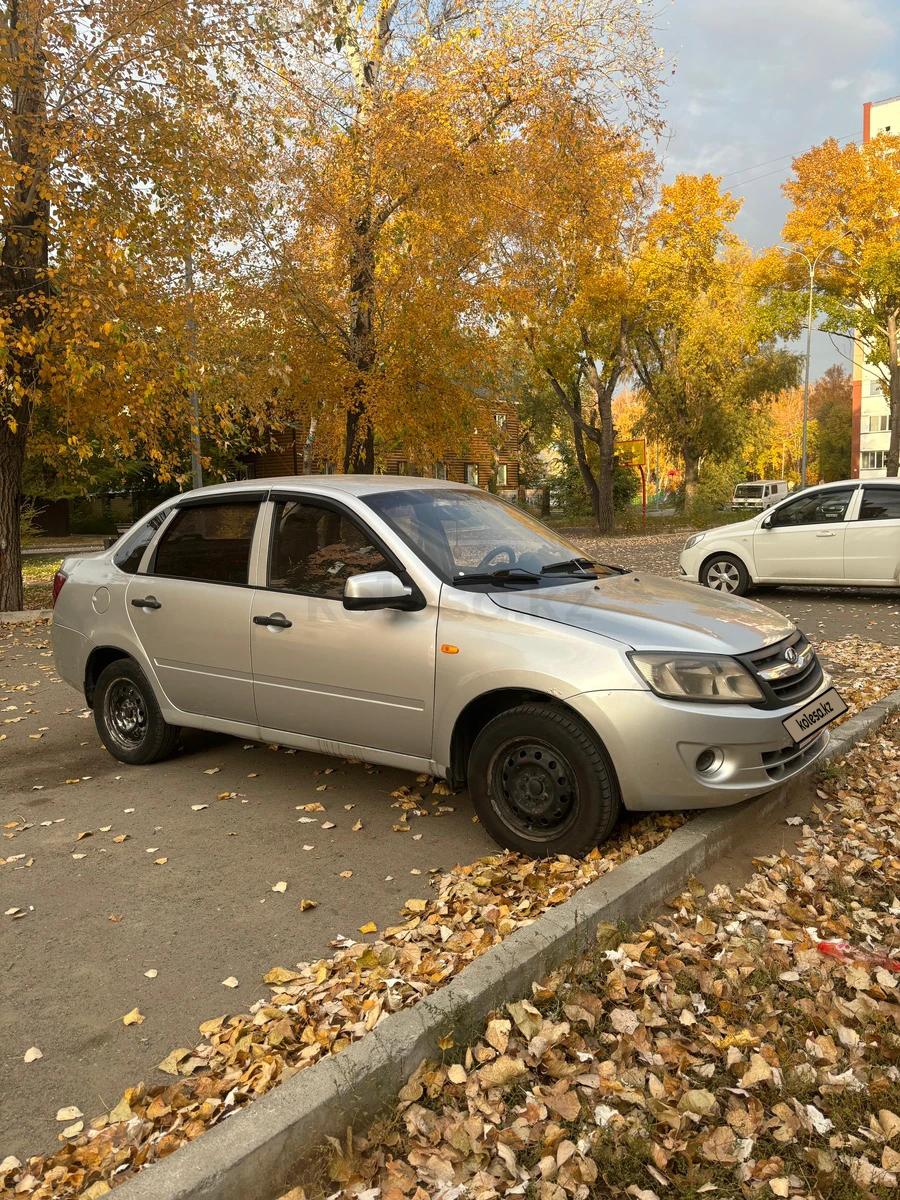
[{"left": 52, "top": 570, "right": 68, "bottom": 606}]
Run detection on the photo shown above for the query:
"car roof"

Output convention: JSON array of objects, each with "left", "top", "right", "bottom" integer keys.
[{"left": 173, "top": 474, "right": 476, "bottom": 503}]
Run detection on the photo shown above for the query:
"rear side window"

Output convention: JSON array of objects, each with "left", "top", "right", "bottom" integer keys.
[
  {"left": 152, "top": 502, "right": 259, "bottom": 585},
  {"left": 114, "top": 509, "right": 171, "bottom": 574},
  {"left": 858, "top": 487, "right": 900, "bottom": 521}
]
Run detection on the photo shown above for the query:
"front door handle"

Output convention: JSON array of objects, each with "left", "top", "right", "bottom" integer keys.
[
  {"left": 253, "top": 613, "right": 292, "bottom": 629},
  {"left": 815, "top": 531, "right": 836, "bottom": 538},
  {"left": 131, "top": 596, "right": 162, "bottom": 610}
]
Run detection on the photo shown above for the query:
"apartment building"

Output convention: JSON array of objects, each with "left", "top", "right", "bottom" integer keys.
[{"left": 851, "top": 93, "right": 899, "bottom": 478}]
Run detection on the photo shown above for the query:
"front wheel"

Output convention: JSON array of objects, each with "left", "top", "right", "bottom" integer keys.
[
  {"left": 94, "top": 658, "right": 180, "bottom": 765},
  {"left": 700, "top": 553, "right": 750, "bottom": 596},
  {"left": 468, "top": 703, "right": 621, "bottom": 857}
]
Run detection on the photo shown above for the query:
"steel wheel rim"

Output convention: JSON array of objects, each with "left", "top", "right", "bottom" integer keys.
[
  {"left": 489, "top": 738, "right": 579, "bottom": 842},
  {"left": 706, "top": 560, "right": 740, "bottom": 592},
  {"left": 104, "top": 679, "right": 148, "bottom": 751}
]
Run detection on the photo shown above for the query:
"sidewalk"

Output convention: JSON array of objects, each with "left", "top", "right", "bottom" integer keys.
[{"left": 332, "top": 715, "right": 900, "bottom": 1199}]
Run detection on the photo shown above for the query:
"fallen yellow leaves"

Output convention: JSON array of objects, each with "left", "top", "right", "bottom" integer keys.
[
  {"left": 121, "top": 1008, "right": 144, "bottom": 1026},
  {"left": 314, "top": 715, "right": 899, "bottom": 1200}
]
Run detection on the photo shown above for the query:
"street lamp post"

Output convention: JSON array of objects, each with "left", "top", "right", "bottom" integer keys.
[{"left": 790, "top": 246, "right": 834, "bottom": 489}]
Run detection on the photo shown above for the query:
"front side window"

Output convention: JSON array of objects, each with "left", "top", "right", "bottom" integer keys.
[
  {"left": 364, "top": 487, "right": 620, "bottom": 586},
  {"left": 152, "top": 502, "right": 259, "bottom": 585},
  {"left": 114, "top": 508, "right": 171, "bottom": 574},
  {"left": 858, "top": 487, "right": 900, "bottom": 522},
  {"left": 769, "top": 487, "right": 856, "bottom": 527},
  {"left": 268, "top": 499, "right": 392, "bottom": 599}
]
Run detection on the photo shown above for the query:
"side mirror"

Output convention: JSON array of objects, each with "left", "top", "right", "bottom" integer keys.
[
  {"left": 343, "top": 570, "right": 422, "bottom": 612},
  {"left": 761, "top": 513, "right": 773, "bottom": 529}
]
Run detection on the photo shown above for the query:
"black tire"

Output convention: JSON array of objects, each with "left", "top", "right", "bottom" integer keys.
[
  {"left": 700, "top": 552, "right": 751, "bottom": 596},
  {"left": 93, "top": 658, "right": 180, "bottom": 765},
  {"left": 468, "top": 702, "right": 621, "bottom": 857}
]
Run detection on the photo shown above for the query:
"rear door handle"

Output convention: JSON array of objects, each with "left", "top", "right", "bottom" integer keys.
[
  {"left": 131, "top": 596, "right": 162, "bottom": 610},
  {"left": 253, "top": 613, "right": 292, "bottom": 629},
  {"left": 816, "top": 531, "right": 836, "bottom": 538}
]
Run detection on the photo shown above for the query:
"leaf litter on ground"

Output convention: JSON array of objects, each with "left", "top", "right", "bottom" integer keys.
[{"left": 296, "top": 716, "right": 900, "bottom": 1200}]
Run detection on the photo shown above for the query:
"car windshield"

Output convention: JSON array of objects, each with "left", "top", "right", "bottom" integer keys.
[
  {"left": 735, "top": 485, "right": 764, "bottom": 498},
  {"left": 363, "top": 487, "right": 622, "bottom": 586}
]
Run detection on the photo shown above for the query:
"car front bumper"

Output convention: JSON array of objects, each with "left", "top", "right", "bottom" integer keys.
[{"left": 568, "top": 675, "right": 833, "bottom": 811}]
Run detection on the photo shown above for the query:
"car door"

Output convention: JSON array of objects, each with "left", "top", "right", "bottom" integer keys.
[
  {"left": 752, "top": 486, "right": 857, "bottom": 582},
  {"left": 126, "top": 494, "right": 264, "bottom": 726},
  {"left": 250, "top": 494, "right": 438, "bottom": 758},
  {"left": 843, "top": 485, "right": 900, "bottom": 583}
]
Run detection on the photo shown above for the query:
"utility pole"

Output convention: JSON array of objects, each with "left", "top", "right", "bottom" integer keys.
[
  {"left": 790, "top": 245, "right": 834, "bottom": 489},
  {"left": 184, "top": 248, "right": 203, "bottom": 490}
]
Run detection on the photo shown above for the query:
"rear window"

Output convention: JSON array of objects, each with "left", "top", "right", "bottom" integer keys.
[
  {"left": 114, "top": 509, "right": 171, "bottom": 574},
  {"left": 858, "top": 487, "right": 900, "bottom": 521},
  {"left": 152, "top": 502, "right": 259, "bottom": 585}
]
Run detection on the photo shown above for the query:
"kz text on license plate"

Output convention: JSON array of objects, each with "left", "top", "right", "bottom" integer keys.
[{"left": 782, "top": 687, "right": 847, "bottom": 745}]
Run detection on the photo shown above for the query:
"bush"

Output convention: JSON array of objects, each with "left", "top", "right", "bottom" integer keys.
[
  {"left": 552, "top": 443, "right": 641, "bottom": 522},
  {"left": 686, "top": 459, "right": 745, "bottom": 524},
  {"left": 19, "top": 498, "right": 45, "bottom": 548}
]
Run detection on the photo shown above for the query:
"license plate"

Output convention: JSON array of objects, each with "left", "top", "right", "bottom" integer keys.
[{"left": 782, "top": 687, "right": 847, "bottom": 744}]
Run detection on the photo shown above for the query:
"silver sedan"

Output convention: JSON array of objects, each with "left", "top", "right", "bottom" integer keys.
[{"left": 51, "top": 477, "right": 844, "bottom": 856}]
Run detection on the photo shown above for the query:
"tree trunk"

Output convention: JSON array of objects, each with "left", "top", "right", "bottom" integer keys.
[
  {"left": 0, "top": 420, "right": 29, "bottom": 611},
  {"left": 0, "top": 0, "right": 49, "bottom": 611},
  {"left": 583, "top": 371, "right": 616, "bottom": 534},
  {"left": 886, "top": 312, "right": 899, "bottom": 478},
  {"left": 683, "top": 446, "right": 701, "bottom": 504},
  {"left": 343, "top": 212, "right": 376, "bottom": 473},
  {"left": 572, "top": 421, "right": 601, "bottom": 528}
]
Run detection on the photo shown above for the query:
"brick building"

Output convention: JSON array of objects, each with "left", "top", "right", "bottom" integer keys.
[{"left": 247, "top": 404, "right": 523, "bottom": 495}]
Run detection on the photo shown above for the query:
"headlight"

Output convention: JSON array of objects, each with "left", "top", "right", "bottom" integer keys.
[
  {"left": 683, "top": 532, "right": 706, "bottom": 551},
  {"left": 629, "top": 653, "right": 764, "bottom": 702}
]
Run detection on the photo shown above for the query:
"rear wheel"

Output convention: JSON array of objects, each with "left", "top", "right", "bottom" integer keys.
[
  {"left": 700, "top": 553, "right": 750, "bottom": 596},
  {"left": 94, "top": 659, "right": 180, "bottom": 765},
  {"left": 468, "top": 702, "right": 621, "bottom": 857}
]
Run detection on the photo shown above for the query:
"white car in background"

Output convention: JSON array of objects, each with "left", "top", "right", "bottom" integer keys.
[
  {"left": 731, "top": 480, "right": 788, "bottom": 511},
  {"left": 680, "top": 479, "right": 900, "bottom": 595}
]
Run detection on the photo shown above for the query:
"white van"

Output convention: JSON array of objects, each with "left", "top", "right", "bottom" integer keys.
[{"left": 731, "top": 480, "right": 788, "bottom": 511}]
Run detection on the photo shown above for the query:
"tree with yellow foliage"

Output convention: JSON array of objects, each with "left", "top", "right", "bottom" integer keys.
[
  {"left": 0, "top": 1, "right": 269, "bottom": 609},
  {"left": 246, "top": 0, "right": 664, "bottom": 475},
  {"left": 779, "top": 135, "right": 900, "bottom": 476},
  {"left": 631, "top": 175, "right": 797, "bottom": 502},
  {"left": 491, "top": 99, "right": 654, "bottom": 532}
]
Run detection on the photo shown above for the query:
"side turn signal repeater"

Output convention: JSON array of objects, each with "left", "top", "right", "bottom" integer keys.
[{"left": 440, "top": 644, "right": 460, "bottom": 655}]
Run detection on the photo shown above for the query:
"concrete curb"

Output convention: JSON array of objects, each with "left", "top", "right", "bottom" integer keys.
[
  {"left": 0, "top": 608, "right": 51, "bottom": 624},
  {"left": 112, "top": 685, "right": 900, "bottom": 1200}
]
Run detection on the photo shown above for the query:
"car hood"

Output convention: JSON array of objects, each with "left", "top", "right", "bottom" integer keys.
[{"left": 489, "top": 571, "right": 793, "bottom": 654}]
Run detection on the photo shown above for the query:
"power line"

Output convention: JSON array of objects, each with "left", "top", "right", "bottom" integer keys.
[{"left": 718, "top": 131, "right": 858, "bottom": 181}]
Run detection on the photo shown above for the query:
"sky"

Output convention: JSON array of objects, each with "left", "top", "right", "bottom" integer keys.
[{"left": 654, "top": 0, "right": 899, "bottom": 378}]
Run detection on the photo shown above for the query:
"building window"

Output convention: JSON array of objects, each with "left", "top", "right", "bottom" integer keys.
[
  {"left": 861, "top": 414, "right": 891, "bottom": 433},
  {"left": 860, "top": 450, "right": 886, "bottom": 470},
  {"left": 465, "top": 463, "right": 479, "bottom": 486},
  {"left": 433, "top": 462, "right": 447, "bottom": 480},
  {"left": 496, "top": 464, "right": 508, "bottom": 487},
  {"left": 494, "top": 413, "right": 508, "bottom": 431},
  {"left": 864, "top": 379, "right": 884, "bottom": 398},
  {"left": 396, "top": 461, "right": 409, "bottom": 476}
]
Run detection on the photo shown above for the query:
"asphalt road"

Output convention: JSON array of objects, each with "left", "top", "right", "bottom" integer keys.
[{"left": 2, "top": 540, "right": 899, "bottom": 1161}]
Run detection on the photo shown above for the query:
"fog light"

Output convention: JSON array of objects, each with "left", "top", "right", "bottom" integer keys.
[{"left": 696, "top": 747, "right": 723, "bottom": 774}]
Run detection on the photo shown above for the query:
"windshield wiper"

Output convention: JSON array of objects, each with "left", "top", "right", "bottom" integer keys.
[
  {"left": 452, "top": 567, "right": 541, "bottom": 586},
  {"left": 540, "top": 557, "right": 598, "bottom": 576}
]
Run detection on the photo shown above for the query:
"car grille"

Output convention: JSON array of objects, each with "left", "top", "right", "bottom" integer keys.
[
  {"left": 761, "top": 729, "right": 828, "bottom": 781},
  {"left": 741, "top": 631, "right": 824, "bottom": 709}
]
